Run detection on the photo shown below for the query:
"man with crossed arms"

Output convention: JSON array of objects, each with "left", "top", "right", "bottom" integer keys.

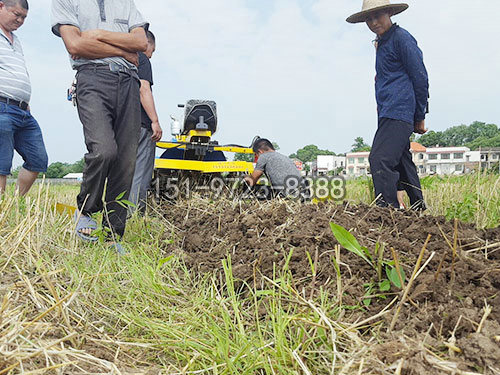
[{"left": 51, "top": 0, "right": 148, "bottom": 253}]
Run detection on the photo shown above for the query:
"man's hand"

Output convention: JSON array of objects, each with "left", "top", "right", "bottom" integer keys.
[
  {"left": 151, "top": 121, "right": 162, "bottom": 142},
  {"left": 414, "top": 120, "right": 428, "bottom": 135},
  {"left": 59, "top": 25, "right": 139, "bottom": 62},
  {"left": 81, "top": 28, "right": 139, "bottom": 66},
  {"left": 123, "top": 51, "right": 139, "bottom": 66},
  {"left": 244, "top": 175, "right": 255, "bottom": 187}
]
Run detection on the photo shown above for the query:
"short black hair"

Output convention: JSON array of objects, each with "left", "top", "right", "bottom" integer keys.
[
  {"left": 146, "top": 30, "right": 155, "bottom": 44},
  {"left": 253, "top": 138, "right": 275, "bottom": 153},
  {"left": 1, "top": 0, "right": 28, "bottom": 10}
]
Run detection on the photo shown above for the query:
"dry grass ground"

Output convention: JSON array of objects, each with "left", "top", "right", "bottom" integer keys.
[{"left": 0, "top": 174, "right": 499, "bottom": 374}]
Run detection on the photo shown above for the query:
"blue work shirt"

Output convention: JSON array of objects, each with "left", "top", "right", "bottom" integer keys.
[{"left": 375, "top": 24, "right": 429, "bottom": 125}]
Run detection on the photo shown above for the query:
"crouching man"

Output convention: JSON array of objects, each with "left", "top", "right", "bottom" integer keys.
[{"left": 244, "top": 138, "right": 310, "bottom": 201}]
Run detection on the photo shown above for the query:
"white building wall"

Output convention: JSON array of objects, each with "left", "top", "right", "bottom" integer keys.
[{"left": 316, "top": 155, "right": 346, "bottom": 174}]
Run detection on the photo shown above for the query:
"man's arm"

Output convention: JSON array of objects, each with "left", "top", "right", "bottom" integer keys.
[
  {"left": 59, "top": 25, "right": 139, "bottom": 65},
  {"left": 244, "top": 170, "right": 264, "bottom": 187},
  {"left": 84, "top": 27, "right": 147, "bottom": 53},
  {"left": 397, "top": 32, "right": 429, "bottom": 130},
  {"left": 140, "top": 79, "right": 162, "bottom": 142}
]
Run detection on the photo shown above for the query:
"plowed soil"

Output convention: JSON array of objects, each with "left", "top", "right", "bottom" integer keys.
[{"left": 164, "top": 200, "right": 500, "bottom": 374}]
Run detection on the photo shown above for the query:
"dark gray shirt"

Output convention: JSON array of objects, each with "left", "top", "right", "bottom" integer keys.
[
  {"left": 51, "top": 0, "right": 148, "bottom": 70},
  {"left": 255, "top": 152, "right": 301, "bottom": 190}
]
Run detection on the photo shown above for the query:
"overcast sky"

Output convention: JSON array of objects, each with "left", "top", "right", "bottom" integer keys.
[{"left": 12, "top": 0, "right": 500, "bottom": 165}]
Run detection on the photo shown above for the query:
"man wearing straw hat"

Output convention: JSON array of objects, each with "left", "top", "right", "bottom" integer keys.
[{"left": 347, "top": 0, "right": 428, "bottom": 210}]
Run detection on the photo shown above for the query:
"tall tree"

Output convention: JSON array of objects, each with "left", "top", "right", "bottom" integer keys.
[
  {"left": 289, "top": 145, "right": 335, "bottom": 162},
  {"left": 467, "top": 134, "right": 500, "bottom": 150},
  {"left": 351, "top": 137, "right": 371, "bottom": 152},
  {"left": 418, "top": 121, "right": 499, "bottom": 147}
]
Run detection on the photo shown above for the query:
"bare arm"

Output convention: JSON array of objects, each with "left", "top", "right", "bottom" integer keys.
[
  {"left": 140, "top": 79, "right": 162, "bottom": 141},
  {"left": 86, "top": 27, "right": 147, "bottom": 53},
  {"left": 59, "top": 25, "right": 139, "bottom": 65},
  {"left": 244, "top": 170, "right": 264, "bottom": 186}
]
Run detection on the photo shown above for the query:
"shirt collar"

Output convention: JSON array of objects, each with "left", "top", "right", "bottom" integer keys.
[
  {"left": 0, "top": 27, "right": 15, "bottom": 45},
  {"left": 378, "top": 23, "right": 399, "bottom": 43}
]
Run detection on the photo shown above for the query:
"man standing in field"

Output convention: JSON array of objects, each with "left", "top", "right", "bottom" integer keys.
[
  {"left": 0, "top": 0, "right": 48, "bottom": 196},
  {"left": 347, "top": 0, "right": 428, "bottom": 210},
  {"left": 51, "top": 0, "right": 148, "bottom": 252},
  {"left": 130, "top": 30, "right": 162, "bottom": 215}
]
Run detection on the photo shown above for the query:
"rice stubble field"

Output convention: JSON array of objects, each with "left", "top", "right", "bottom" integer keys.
[{"left": 0, "top": 174, "right": 499, "bottom": 374}]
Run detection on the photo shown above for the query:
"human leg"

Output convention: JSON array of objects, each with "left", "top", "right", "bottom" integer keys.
[
  {"left": 369, "top": 118, "right": 414, "bottom": 208},
  {"left": 75, "top": 69, "right": 120, "bottom": 218},
  {"left": 16, "top": 168, "right": 39, "bottom": 196},
  {"left": 13, "top": 112, "right": 48, "bottom": 196},
  {"left": 0, "top": 175, "right": 6, "bottom": 194},
  {"left": 0, "top": 104, "right": 15, "bottom": 194},
  {"left": 102, "top": 72, "right": 141, "bottom": 237},
  {"left": 397, "top": 146, "right": 425, "bottom": 208},
  {"left": 130, "top": 127, "right": 154, "bottom": 214}
]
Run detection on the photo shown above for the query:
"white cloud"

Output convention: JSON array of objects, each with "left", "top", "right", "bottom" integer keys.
[{"left": 12, "top": 0, "right": 500, "bottom": 167}]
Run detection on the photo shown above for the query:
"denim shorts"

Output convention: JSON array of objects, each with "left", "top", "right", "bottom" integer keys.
[{"left": 0, "top": 102, "right": 48, "bottom": 175}]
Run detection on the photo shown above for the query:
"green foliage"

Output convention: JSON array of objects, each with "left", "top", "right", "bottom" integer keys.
[
  {"left": 467, "top": 134, "right": 500, "bottom": 150},
  {"left": 330, "top": 222, "right": 407, "bottom": 307},
  {"left": 445, "top": 192, "right": 478, "bottom": 223},
  {"left": 43, "top": 158, "right": 85, "bottom": 178},
  {"left": 289, "top": 144, "right": 335, "bottom": 163},
  {"left": 417, "top": 121, "right": 499, "bottom": 148},
  {"left": 386, "top": 266, "right": 406, "bottom": 289},
  {"left": 234, "top": 153, "right": 254, "bottom": 162},
  {"left": 44, "top": 162, "right": 69, "bottom": 178},
  {"left": 329, "top": 223, "right": 372, "bottom": 266},
  {"left": 351, "top": 137, "right": 371, "bottom": 152}
]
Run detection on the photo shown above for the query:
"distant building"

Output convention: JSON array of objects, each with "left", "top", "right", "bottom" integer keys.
[
  {"left": 410, "top": 142, "right": 427, "bottom": 175},
  {"left": 464, "top": 151, "right": 481, "bottom": 173},
  {"left": 424, "top": 146, "right": 470, "bottom": 175},
  {"left": 479, "top": 148, "right": 500, "bottom": 170},
  {"left": 291, "top": 158, "right": 304, "bottom": 171},
  {"left": 63, "top": 173, "right": 83, "bottom": 181},
  {"left": 318, "top": 143, "right": 496, "bottom": 178},
  {"left": 316, "top": 155, "right": 346, "bottom": 175},
  {"left": 346, "top": 152, "right": 370, "bottom": 177}
]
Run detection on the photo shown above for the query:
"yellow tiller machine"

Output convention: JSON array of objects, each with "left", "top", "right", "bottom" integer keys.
[{"left": 153, "top": 100, "right": 256, "bottom": 199}]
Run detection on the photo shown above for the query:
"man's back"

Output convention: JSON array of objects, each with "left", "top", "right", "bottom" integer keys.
[{"left": 255, "top": 152, "right": 301, "bottom": 190}]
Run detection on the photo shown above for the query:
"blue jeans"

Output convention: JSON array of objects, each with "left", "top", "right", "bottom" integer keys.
[{"left": 0, "top": 102, "right": 48, "bottom": 175}]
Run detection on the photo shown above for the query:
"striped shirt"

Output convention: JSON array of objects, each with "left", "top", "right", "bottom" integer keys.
[{"left": 0, "top": 29, "right": 31, "bottom": 103}]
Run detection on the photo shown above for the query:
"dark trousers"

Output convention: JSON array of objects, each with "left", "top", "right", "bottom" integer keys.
[
  {"left": 369, "top": 118, "right": 424, "bottom": 208},
  {"left": 130, "top": 127, "right": 155, "bottom": 214},
  {"left": 75, "top": 67, "right": 141, "bottom": 237}
]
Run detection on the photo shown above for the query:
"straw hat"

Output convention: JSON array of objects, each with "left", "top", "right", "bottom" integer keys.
[{"left": 346, "top": 0, "right": 409, "bottom": 24}]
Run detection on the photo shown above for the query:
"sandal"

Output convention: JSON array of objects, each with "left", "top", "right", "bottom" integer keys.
[{"left": 74, "top": 211, "right": 98, "bottom": 242}]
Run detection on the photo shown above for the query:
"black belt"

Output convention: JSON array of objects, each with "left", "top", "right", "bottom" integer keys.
[
  {"left": 77, "top": 62, "right": 137, "bottom": 77},
  {"left": 0, "top": 96, "right": 29, "bottom": 111}
]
